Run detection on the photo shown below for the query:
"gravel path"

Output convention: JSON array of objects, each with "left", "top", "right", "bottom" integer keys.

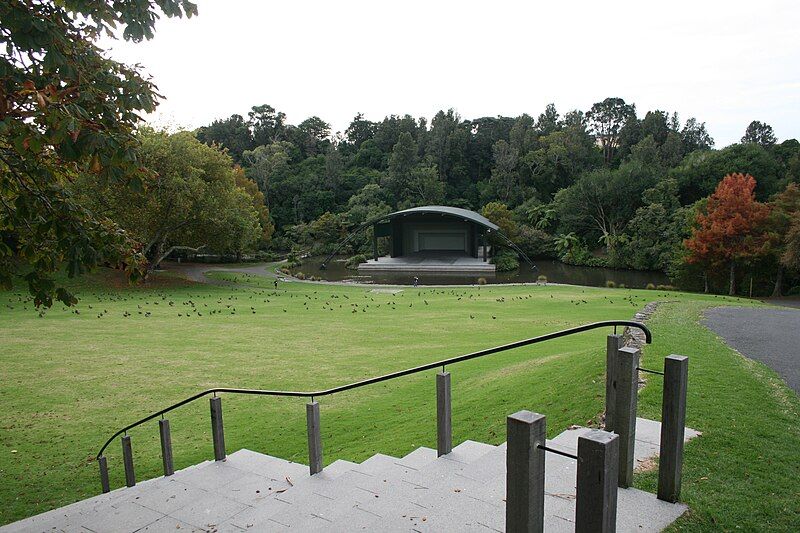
[{"left": 704, "top": 306, "right": 800, "bottom": 394}]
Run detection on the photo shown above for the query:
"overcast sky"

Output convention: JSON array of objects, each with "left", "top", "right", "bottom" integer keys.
[{"left": 100, "top": 0, "right": 800, "bottom": 147}]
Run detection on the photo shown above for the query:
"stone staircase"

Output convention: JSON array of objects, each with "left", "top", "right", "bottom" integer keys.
[{"left": 2, "top": 418, "right": 696, "bottom": 532}]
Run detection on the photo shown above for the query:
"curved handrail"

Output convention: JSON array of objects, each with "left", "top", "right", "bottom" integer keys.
[{"left": 96, "top": 320, "right": 650, "bottom": 458}]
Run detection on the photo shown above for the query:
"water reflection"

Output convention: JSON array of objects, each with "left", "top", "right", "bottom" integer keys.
[{"left": 298, "top": 257, "right": 670, "bottom": 288}]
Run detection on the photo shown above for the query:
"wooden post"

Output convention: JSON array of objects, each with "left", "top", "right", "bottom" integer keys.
[
  {"left": 658, "top": 355, "right": 689, "bottom": 502},
  {"left": 372, "top": 230, "right": 378, "bottom": 261},
  {"left": 576, "top": 429, "right": 619, "bottom": 533},
  {"left": 306, "top": 401, "right": 323, "bottom": 475},
  {"left": 121, "top": 435, "right": 135, "bottom": 488},
  {"left": 615, "top": 346, "right": 639, "bottom": 487},
  {"left": 437, "top": 371, "right": 452, "bottom": 456},
  {"left": 210, "top": 396, "right": 225, "bottom": 461},
  {"left": 506, "top": 411, "right": 545, "bottom": 533},
  {"left": 605, "top": 334, "right": 623, "bottom": 432},
  {"left": 159, "top": 418, "right": 174, "bottom": 476},
  {"left": 98, "top": 455, "right": 110, "bottom": 493},
  {"left": 482, "top": 233, "right": 487, "bottom": 262}
]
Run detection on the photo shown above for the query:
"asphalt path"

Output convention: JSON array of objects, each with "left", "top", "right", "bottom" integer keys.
[{"left": 704, "top": 306, "right": 800, "bottom": 394}]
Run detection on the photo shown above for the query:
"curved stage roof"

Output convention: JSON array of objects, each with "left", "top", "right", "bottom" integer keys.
[{"left": 383, "top": 205, "right": 500, "bottom": 231}]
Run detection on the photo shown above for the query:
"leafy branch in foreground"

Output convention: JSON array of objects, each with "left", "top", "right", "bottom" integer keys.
[{"left": 0, "top": 0, "right": 196, "bottom": 306}]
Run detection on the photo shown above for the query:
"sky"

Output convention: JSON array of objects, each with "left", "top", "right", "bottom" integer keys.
[{"left": 100, "top": 0, "right": 800, "bottom": 147}]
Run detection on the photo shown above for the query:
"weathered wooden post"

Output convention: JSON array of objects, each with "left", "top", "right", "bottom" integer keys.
[
  {"left": 159, "top": 418, "right": 175, "bottom": 476},
  {"left": 658, "top": 355, "right": 689, "bottom": 502},
  {"left": 210, "top": 396, "right": 226, "bottom": 461},
  {"left": 506, "top": 411, "right": 546, "bottom": 533},
  {"left": 306, "top": 401, "right": 323, "bottom": 475},
  {"left": 605, "top": 333, "right": 623, "bottom": 432},
  {"left": 576, "top": 429, "right": 619, "bottom": 533},
  {"left": 615, "top": 346, "right": 639, "bottom": 487},
  {"left": 437, "top": 371, "right": 452, "bottom": 456},
  {"left": 98, "top": 456, "right": 110, "bottom": 493},
  {"left": 121, "top": 434, "right": 136, "bottom": 487}
]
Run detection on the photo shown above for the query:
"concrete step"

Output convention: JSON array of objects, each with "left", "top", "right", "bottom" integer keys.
[{"left": 3, "top": 418, "right": 698, "bottom": 533}]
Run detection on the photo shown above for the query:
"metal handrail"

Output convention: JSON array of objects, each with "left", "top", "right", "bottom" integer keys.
[{"left": 96, "top": 320, "right": 650, "bottom": 459}]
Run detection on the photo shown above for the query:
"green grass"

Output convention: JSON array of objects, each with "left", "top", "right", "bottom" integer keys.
[{"left": 0, "top": 270, "right": 797, "bottom": 530}]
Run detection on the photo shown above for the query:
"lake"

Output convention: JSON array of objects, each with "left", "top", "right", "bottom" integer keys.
[{"left": 296, "top": 256, "right": 670, "bottom": 288}]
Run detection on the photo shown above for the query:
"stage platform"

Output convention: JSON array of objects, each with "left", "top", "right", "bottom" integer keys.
[{"left": 358, "top": 252, "right": 496, "bottom": 273}]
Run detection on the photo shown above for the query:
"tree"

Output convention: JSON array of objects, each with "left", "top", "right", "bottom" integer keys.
[
  {"left": 385, "top": 132, "right": 418, "bottom": 205},
  {"left": 488, "top": 140, "right": 520, "bottom": 205},
  {"left": 586, "top": 97, "right": 636, "bottom": 164},
  {"left": 742, "top": 120, "right": 777, "bottom": 147},
  {"left": 248, "top": 104, "right": 287, "bottom": 146},
  {"left": 344, "top": 113, "right": 377, "bottom": 151},
  {"left": 233, "top": 167, "right": 274, "bottom": 246},
  {"left": 76, "top": 129, "right": 262, "bottom": 272},
  {"left": 765, "top": 183, "right": 800, "bottom": 295},
  {"left": 671, "top": 143, "right": 782, "bottom": 203},
  {"left": 481, "top": 202, "right": 518, "bottom": 243},
  {"left": 536, "top": 104, "right": 561, "bottom": 136},
  {"left": 1, "top": 0, "right": 196, "bottom": 305},
  {"left": 681, "top": 117, "right": 714, "bottom": 152},
  {"left": 242, "top": 142, "right": 292, "bottom": 197},
  {"left": 196, "top": 114, "right": 252, "bottom": 162},
  {"left": 684, "top": 173, "right": 770, "bottom": 295}
]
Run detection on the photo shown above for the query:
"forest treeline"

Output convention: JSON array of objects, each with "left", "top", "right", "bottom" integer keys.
[
  {"left": 194, "top": 100, "right": 800, "bottom": 296},
  {"left": 3, "top": 1, "right": 799, "bottom": 305}
]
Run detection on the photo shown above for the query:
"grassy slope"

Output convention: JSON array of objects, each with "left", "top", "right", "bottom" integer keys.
[{"left": 0, "top": 271, "right": 797, "bottom": 530}]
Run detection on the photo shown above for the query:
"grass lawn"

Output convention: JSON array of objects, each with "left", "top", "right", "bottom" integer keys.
[{"left": 1, "top": 270, "right": 798, "bottom": 530}]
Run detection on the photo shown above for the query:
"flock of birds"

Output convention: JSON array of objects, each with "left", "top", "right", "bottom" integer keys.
[{"left": 0, "top": 276, "right": 740, "bottom": 323}]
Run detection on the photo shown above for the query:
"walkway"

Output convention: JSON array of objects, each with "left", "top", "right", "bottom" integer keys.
[{"left": 704, "top": 306, "right": 800, "bottom": 394}]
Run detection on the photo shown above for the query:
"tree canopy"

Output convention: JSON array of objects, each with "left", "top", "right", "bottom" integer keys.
[{"left": 1, "top": 0, "right": 196, "bottom": 305}]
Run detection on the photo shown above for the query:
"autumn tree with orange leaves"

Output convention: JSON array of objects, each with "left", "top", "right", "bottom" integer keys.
[{"left": 684, "top": 173, "right": 770, "bottom": 295}]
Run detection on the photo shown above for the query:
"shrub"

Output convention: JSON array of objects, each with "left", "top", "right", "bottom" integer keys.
[
  {"left": 295, "top": 272, "right": 306, "bottom": 280},
  {"left": 657, "top": 284, "right": 676, "bottom": 291},
  {"left": 345, "top": 254, "right": 367, "bottom": 270},
  {"left": 618, "top": 283, "right": 627, "bottom": 289},
  {"left": 308, "top": 275, "right": 317, "bottom": 281},
  {"left": 537, "top": 275, "right": 548, "bottom": 284},
  {"left": 787, "top": 286, "right": 800, "bottom": 296},
  {"left": 605, "top": 280, "right": 616, "bottom": 288},
  {"left": 491, "top": 250, "right": 520, "bottom": 272},
  {"left": 646, "top": 283, "right": 656, "bottom": 290},
  {"left": 477, "top": 277, "right": 488, "bottom": 285}
]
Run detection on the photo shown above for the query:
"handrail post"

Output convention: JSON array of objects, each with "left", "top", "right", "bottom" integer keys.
[
  {"left": 437, "top": 371, "right": 452, "bottom": 456},
  {"left": 98, "top": 456, "right": 110, "bottom": 493},
  {"left": 506, "top": 410, "right": 545, "bottom": 533},
  {"left": 159, "top": 418, "right": 174, "bottom": 476},
  {"left": 210, "top": 397, "right": 225, "bottom": 461},
  {"left": 605, "top": 334, "right": 622, "bottom": 432},
  {"left": 615, "top": 346, "right": 639, "bottom": 488},
  {"left": 658, "top": 355, "right": 689, "bottom": 502},
  {"left": 121, "top": 435, "right": 135, "bottom": 487},
  {"left": 307, "top": 401, "right": 323, "bottom": 475},
  {"left": 576, "top": 429, "right": 619, "bottom": 532}
]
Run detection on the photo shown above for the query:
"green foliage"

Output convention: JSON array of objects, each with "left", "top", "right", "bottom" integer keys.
[
  {"left": 345, "top": 254, "right": 367, "bottom": 270},
  {"left": 481, "top": 202, "right": 518, "bottom": 242},
  {"left": 75, "top": 129, "right": 263, "bottom": 269},
  {"left": 1, "top": 0, "right": 196, "bottom": 305},
  {"left": 741, "top": 120, "right": 777, "bottom": 147},
  {"left": 672, "top": 143, "right": 782, "bottom": 202},
  {"left": 490, "top": 250, "right": 520, "bottom": 272}
]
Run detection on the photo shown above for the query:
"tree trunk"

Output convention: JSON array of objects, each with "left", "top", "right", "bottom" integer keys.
[
  {"left": 728, "top": 262, "right": 736, "bottom": 296},
  {"left": 703, "top": 272, "right": 709, "bottom": 293},
  {"left": 147, "top": 245, "right": 206, "bottom": 276},
  {"left": 772, "top": 265, "right": 784, "bottom": 297}
]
